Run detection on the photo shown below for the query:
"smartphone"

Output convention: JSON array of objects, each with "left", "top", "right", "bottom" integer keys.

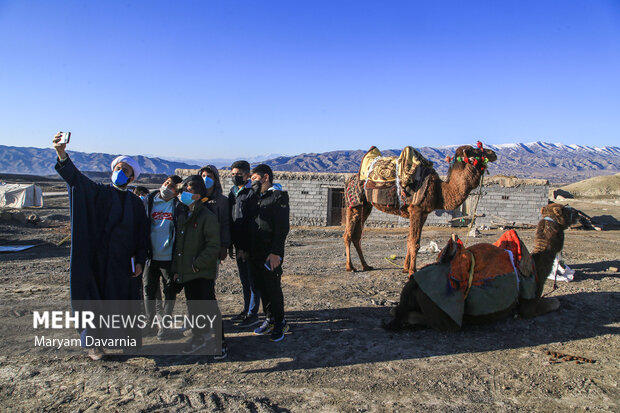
[
  {"left": 58, "top": 132, "right": 71, "bottom": 144},
  {"left": 264, "top": 257, "right": 283, "bottom": 271}
]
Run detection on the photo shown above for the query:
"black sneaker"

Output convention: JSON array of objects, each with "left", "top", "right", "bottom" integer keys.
[
  {"left": 182, "top": 335, "right": 207, "bottom": 355},
  {"left": 253, "top": 319, "right": 274, "bottom": 335},
  {"left": 270, "top": 320, "right": 289, "bottom": 342},
  {"left": 237, "top": 314, "right": 261, "bottom": 328},
  {"left": 213, "top": 343, "right": 228, "bottom": 361},
  {"left": 231, "top": 311, "right": 247, "bottom": 322}
]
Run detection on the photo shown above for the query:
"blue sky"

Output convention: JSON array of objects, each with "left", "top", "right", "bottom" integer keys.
[{"left": 0, "top": 0, "right": 619, "bottom": 159}]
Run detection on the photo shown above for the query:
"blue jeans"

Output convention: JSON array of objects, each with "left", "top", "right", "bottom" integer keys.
[{"left": 237, "top": 257, "right": 260, "bottom": 316}]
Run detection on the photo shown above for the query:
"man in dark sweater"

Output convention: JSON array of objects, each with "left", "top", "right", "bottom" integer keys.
[
  {"left": 228, "top": 160, "right": 261, "bottom": 327},
  {"left": 248, "top": 164, "right": 290, "bottom": 342}
]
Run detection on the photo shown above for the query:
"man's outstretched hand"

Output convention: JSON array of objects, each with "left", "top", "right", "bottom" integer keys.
[{"left": 52, "top": 132, "right": 68, "bottom": 160}]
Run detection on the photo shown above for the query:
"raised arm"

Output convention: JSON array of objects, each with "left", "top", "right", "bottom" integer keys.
[{"left": 53, "top": 132, "right": 99, "bottom": 193}]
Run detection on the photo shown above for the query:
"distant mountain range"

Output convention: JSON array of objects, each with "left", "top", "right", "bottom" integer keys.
[
  {"left": 0, "top": 145, "right": 202, "bottom": 176},
  {"left": 1, "top": 142, "right": 619, "bottom": 184},
  {"left": 144, "top": 154, "right": 284, "bottom": 168},
  {"left": 261, "top": 142, "right": 620, "bottom": 183}
]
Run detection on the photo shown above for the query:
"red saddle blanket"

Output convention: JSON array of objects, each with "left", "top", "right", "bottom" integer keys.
[{"left": 493, "top": 229, "right": 535, "bottom": 278}]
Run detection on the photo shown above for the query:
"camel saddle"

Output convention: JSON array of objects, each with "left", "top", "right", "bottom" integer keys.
[
  {"left": 493, "top": 229, "right": 536, "bottom": 279},
  {"left": 358, "top": 146, "right": 434, "bottom": 206}
]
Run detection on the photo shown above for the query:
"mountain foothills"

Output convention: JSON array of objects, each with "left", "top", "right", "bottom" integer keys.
[{"left": 1, "top": 142, "right": 619, "bottom": 183}]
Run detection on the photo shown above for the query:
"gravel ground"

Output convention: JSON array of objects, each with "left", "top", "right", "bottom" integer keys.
[{"left": 0, "top": 190, "right": 618, "bottom": 412}]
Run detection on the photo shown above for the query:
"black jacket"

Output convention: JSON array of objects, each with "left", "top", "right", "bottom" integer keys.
[
  {"left": 145, "top": 190, "right": 188, "bottom": 260},
  {"left": 228, "top": 181, "right": 257, "bottom": 252},
  {"left": 250, "top": 187, "right": 290, "bottom": 262},
  {"left": 203, "top": 165, "right": 231, "bottom": 249}
]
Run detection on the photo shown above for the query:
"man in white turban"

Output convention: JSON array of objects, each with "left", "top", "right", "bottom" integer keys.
[
  {"left": 53, "top": 133, "right": 148, "bottom": 361},
  {"left": 110, "top": 155, "right": 141, "bottom": 184}
]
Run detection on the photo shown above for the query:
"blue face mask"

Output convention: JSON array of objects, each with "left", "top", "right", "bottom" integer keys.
[
  {"left": 203, "top": 176, "right": 214, "bottom": 189},
  {"left": 139, "top": 196, "right": 147, "bottom": 202},
  {"left": 179, "top": 191, "right": 195, "bottom": 206},
  {"left": 111, "top": 169, "right": 129, "bottom": 186}
]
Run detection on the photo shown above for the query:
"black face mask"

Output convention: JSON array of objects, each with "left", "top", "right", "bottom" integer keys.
[
  {"left": 233, "top": 175, "right": 246, "bottom": 186},
  {"left": 251, "top": 180, "right": 262, "bottom": 193}
]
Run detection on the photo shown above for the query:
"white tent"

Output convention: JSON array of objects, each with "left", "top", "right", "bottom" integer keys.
[{"left": 0, "top": 184, "right": 43, "bottom": 208}]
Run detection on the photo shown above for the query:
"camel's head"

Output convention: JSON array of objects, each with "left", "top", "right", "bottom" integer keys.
[
  {"left": 438, "top": 234, "right": 464, "bottom": 263},
  {"left": 541, "top": 203, "right": 578, "bottom": 229},
  {"left": 447, "top": 142, "right": 497, "bottom": 175}
]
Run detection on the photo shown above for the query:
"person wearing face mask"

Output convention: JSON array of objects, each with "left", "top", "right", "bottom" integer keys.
[
  {"left": 172, "top": 176, "right": 227, "bottom": 359},
  {"left": 198, "top": 165, "right": 231, "bottom": 263},
  {"left": 227, "top": 160, "right": 261, "bottom": 327},
  {"left": 52, "top": 133, "right": 148, "bottom": 361},
  {"left": 133, "top": 186, "right": 150, "bottom": 203},
  {"left": 142, "top": 175, "right": 186, "bottom": 339},
  {"left": 248, "top": 164, "right": 290, "bottom": 342}
]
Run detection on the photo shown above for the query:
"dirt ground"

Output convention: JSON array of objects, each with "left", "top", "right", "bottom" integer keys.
[{"left": 0, "top": 185, "right": 618, "bottom": 412}]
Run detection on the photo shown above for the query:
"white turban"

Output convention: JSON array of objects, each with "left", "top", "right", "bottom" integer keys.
[{"left": 110, "top": 155, "right": 141, "bottom": 180}]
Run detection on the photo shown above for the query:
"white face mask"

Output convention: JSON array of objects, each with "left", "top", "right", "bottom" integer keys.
[{"left": 160, "top": 185, "right": 175, "bottom": 200}]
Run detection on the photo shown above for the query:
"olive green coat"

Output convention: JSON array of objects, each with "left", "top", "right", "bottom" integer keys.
[{"left": 171, "top": 201, "right": 220, "bottom": 283}]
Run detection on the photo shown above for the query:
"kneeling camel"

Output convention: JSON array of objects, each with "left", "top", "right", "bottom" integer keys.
[{"left": 385, "top": 203, "right": 577, "bottom": 331}]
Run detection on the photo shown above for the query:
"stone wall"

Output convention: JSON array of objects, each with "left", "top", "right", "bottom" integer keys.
[
  {"left": 464, "top": 176, "right": 549, "bottom": 226},
  {"left": 176, "top": 169, "right": 549, "bottom": 227}
]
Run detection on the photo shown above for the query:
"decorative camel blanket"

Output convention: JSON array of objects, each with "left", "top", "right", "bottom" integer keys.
[
  {"left": 359, "top": 146, "right": 433, "bottom": 185},
  {"left": 413, "top": 242, "right": 538, "bottom": 327},
  {"left": 356, "top": 146, "right": 434, "bottom": 207},
  {"left": 345, "top": 174, "right": 364, "bottom": 208}
]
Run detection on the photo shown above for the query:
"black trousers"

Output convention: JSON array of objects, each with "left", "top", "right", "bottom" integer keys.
[
  {"left": 143, "top": 259, "right": 176, "bottom": 322},
  {"left": 183, "top": 278, "right": 225, "bottom": 342},
  {"left": 251, "top": 260, "right": 285, "bottom": 324}
]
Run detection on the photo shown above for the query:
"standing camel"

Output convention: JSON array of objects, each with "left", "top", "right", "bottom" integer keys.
[{"left": 344, "top": 143, "right": 497, "bottom": 275}]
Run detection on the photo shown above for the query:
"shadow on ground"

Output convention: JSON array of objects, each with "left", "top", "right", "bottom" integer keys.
[
  {"left": 570, "top": 260, "right": 620, "bottom": 281},
  {"left": 147, "top": 290, "right": 618, "bottom": 371}
]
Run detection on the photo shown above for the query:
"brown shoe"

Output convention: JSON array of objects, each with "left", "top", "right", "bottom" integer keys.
[{"left": 87, "top": 347, "right": 105, "bottom": 361}]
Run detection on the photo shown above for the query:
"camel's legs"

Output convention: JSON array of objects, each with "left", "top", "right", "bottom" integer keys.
[
  {"left": 343, "top": 206, "right": 358, "bottom": 272},
  {"left": 406, "top": 206, "right": 428, "bottom": 275},
  {"left": 353, "top": 202, "right": 373, "bottom": 271},
  {"left": 519, "top": 297, "right": 561, "bottom": 318},
  {"left": 343, "top": 202, "right": 373, "bottom": 272},
  {"left": 403, "top": 249, "right": 411, "bottom": 274}
]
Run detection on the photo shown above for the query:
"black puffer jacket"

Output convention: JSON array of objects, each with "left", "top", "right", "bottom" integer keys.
[
  {"left": 250, "top": 187, "right": 290, "bottom": 262},
  {"left": 228, "top": 181, "right": 257, "bottom": 252}
]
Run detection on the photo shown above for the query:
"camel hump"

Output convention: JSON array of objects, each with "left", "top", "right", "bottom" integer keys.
[{"left": 359, "top": 146, "right": 383, "bottom": 181}]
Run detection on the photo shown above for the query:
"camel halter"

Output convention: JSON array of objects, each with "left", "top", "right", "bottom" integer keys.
[
  {"left": 464, "top": 172, "right": 484, "bottom": 247},
  {"left": 446, "top": 141, "right": 490, "bottom": 171}
]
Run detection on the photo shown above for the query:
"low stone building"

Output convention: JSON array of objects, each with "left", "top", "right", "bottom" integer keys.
[{"left": 176, "top": 169, "right": 549, "bottom": 228}]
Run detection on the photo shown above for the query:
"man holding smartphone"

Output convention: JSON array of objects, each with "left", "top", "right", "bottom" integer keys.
[
  {"left": 248, "top": 164, "right": 290, "bottom": 342},
  {"left": 53, "top": 132, "right": 148, "bottom": 360}
]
